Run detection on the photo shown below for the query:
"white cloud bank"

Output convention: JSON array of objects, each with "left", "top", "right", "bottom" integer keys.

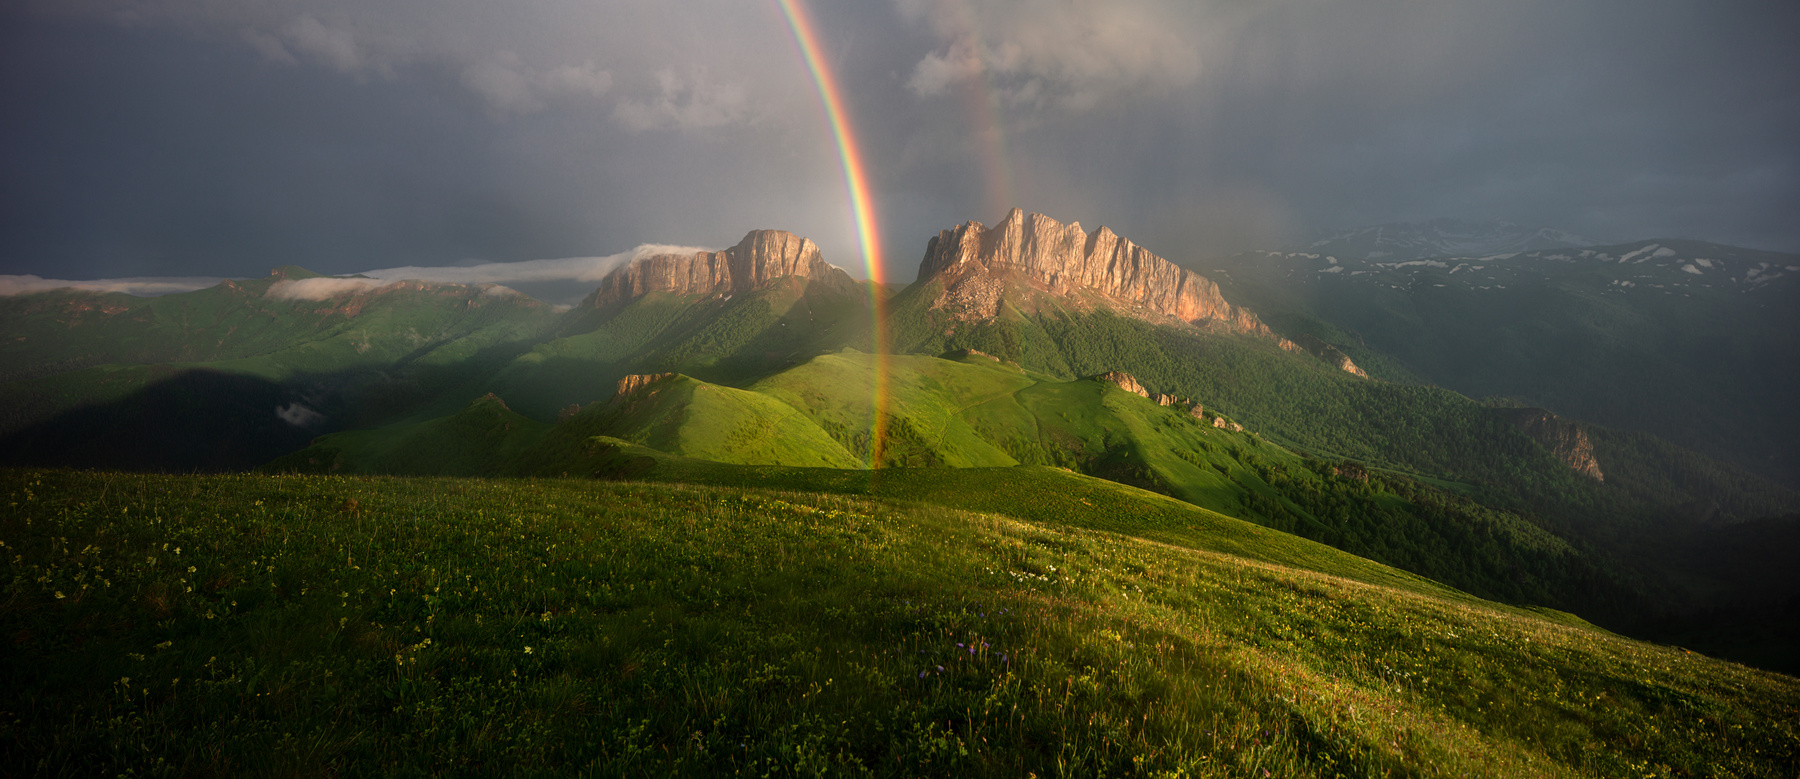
[
  {"left": 0, "top": 275, "right": 224, "bottom": 297},
  {"left": 1, "top": 244, "right": 714, "bottom": 303},
  {"left": 263, "top": 277, "right": 386, "bottom": 302},
  {"left": 261, "top": 243, "right": 716, "bottom": 302},
  {"left": 359, "top": 243, "right": 710, "bottom": 286}
]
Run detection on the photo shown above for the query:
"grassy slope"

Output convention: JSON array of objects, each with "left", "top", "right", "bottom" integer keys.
[
  {"left": 276, "top": 374, "right": 864, "bottom": 473},
  {"left": 4, "top": 468, "right": 1795, "bottom": 776},
  {"left": 0, "top": 274, "right": 562, "bottom": 466},
  {"left": 272, "top": 351, "right": 1622, "bottom": 616},
  {"left": 750, "top": 352, "right": 1033, "bottom": 467},
  {"left": 270, "top": 394, "right": 554, "bottom": 477},
  {"left": 488, "top": 277, "right": 876, "bottom": 420},
  {"left": 594, "top": 375, "right": 861, "bottom": 469}
]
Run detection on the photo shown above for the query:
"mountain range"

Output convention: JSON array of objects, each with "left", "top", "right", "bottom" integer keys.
[
  {"left": 1301, "top": 218, "right": 1594, "bottom": 262},
  {"left": 2, "top": 209, "right": 1797, "bottom": 675},
  {"left": 1201, "top": 235, "right": 1800, "bottom": 483}
]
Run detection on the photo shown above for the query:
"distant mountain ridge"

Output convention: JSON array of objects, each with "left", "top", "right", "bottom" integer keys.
[
  {"left": 581, "top": 229, "right": 854, "bottom": 310},
  {"left": 1198, "top": 237, "right": 1800, "bottom": 484},
  {"left": 1303, "top": 218, "right": 1592, "bottom": 262}
]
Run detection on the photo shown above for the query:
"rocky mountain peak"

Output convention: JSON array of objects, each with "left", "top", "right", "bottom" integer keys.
[
  {"left": 916, "top": 209, "right": 1275, "bottom": 337},
  {"left": 582, "top": 229, "right": 838, "bottom": 309}
]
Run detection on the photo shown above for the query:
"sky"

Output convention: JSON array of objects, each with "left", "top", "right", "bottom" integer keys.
[{"left": 2, "top": 0, "right": 1796, "bottom": 298}]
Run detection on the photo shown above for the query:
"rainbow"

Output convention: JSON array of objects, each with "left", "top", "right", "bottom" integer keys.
[{"left": 773, "top": 0, "right": 893, "bottom": 468}]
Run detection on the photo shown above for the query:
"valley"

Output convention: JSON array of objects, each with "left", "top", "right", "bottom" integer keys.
[{"left": 3, "top": 211, "right": 1797, "bottom": 776}]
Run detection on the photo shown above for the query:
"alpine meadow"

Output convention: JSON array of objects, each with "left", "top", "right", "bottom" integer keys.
[{"left": 4, "top": 0, "right": 1800, "bottom": 776}]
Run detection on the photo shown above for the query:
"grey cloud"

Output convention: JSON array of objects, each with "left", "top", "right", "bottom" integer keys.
[
  {"left": 2, "top": 0, "right": 1794, "bottom": 294},
  {"left": 281, "top": 15, "right": 376, "bottom": 75},
  {"left": 462, "top": 52, "right": 612, "bottom": 116},
  {"left": 613, "top": 68, "right": 750, "bottom": 132},
  {"left": 897, "top": 0, "right": 1203, "bottom": 111},
  {"left": 22, "top": 0, "right": 790, "bottom": 129}
]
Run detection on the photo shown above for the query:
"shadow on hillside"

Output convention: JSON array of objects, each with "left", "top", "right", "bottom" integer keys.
[
  {"left": 0, "top": 369, "right": 322, "bottom": 473},
  {"left": 0, "top": 332, "right": 561, "bottom": 472}
]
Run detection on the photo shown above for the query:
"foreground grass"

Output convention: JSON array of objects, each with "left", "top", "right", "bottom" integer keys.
[{"left": 3, "top": 469, "right": 1795, "bottom": 776}]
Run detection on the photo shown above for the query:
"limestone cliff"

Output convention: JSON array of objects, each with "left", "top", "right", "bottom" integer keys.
[
  {"left": 1496, "top": 407, "right": 1605, "bottom": 481},
  {"left": 916, "top": 209, "right": 1276, "bottom": 337},
  {"left": 584, "top": 230, "right": 843, "bottom": 309}
]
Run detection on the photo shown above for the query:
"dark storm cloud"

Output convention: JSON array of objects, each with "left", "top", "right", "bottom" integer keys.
[{"left": 1, "top": 0, "right": 1794, "bottom": 291}]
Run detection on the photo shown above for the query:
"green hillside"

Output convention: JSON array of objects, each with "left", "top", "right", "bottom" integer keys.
[
  {"left": 276, "top": 374, "right": 863, "bottom": 473},
  {"left": 273, "top": 393, "right": 553, "bottom": 477},
  {"left": 487, "top": 274, "right": 876, "bottom": 420},
  {"left": 272, "top": 352, "right": 1633, "bottom": 622},
  {"left": 571, "top": 374, "right": 861, "bottom": 468},
  {"left": 0, "top": 266, "right": 873, "bottom": 472},
  {"left": 0, "top": 269, "right": 563, "bottom": 469},
  {"left": 6, "top": 468, "right": 1795, "bottom": 776},
  {"left": 1197, "top": 241, "right": 1800, "bottom": 485}
]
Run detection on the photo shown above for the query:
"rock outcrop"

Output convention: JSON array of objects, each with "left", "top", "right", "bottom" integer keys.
[
  {"left": 1291, "top": 334, "right": 1370, "bottom": 379},
  {"left": 1096, "top": 371, "right": 1150, "bottom": 398},
  {"left": 611, "top": 373, "right": 676, "bottom": 404},
  {"left": 584, "top": 230, "right": 840, "bottom": 309},
  {"left": 917, "top": 209, "right": 1275, "bottom": 336},
  {"left": 1495, "top": 407, "right": 1604, "bottom": 481}
]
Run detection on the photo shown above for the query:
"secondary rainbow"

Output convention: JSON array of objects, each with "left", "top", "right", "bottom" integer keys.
[{"left": 773, "top": 0, "right": 893, "bottom": 467}]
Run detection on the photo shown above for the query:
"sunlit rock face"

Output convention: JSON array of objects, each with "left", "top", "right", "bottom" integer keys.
[
  {"left": 583, "top": 230, "right": 836, "bottom": 309},
  {"left": 1290, "top": 334, "right": 1370, "bottom": 379},
  {"left": 916, "top": 208, "right": 1275, "bottom": 336},
  {"left": 1096, "top": 371, "right": 1150, "bottom": 398},
  {"left": 611, "top": 373, "right": 675, "bottom": 403},
  {"left": 1496, "top": 407, "right": 1606, "bottom": 481}
]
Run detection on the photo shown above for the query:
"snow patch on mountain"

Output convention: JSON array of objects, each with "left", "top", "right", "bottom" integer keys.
[{"left": 1301, "top": 219, "right": 1592, "bottom": 263}]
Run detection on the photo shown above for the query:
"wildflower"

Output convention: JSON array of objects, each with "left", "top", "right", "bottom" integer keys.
[{"left": 524, "top": 646, "right": 534, "bottom": 654}]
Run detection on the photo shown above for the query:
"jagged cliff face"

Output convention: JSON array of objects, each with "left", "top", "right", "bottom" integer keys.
[
  {"left": 1497, "top": 408, "right": 1605, "bottom": 481},
  {"left": 917, "top": 209, "right": 1273, "bottom": 336},
  {"left": 583, "top": 230, "right": 840, "bottom": 309}
]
